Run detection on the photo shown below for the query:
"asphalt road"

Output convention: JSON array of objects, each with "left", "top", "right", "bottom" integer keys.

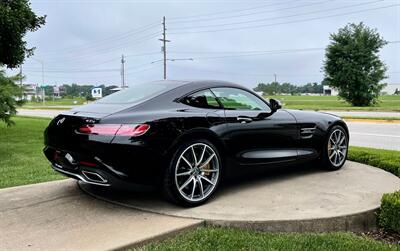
[
  {"left": 347, "top": 122, "right": 400, "bottom": 151},
  {"left": 17, "top": 109, "right": 400, "bottom": 151},
  {"left": 318, "top": 111, "right": 400, "bottom": 118}
]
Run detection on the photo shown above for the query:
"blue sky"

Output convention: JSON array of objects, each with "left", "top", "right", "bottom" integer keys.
[{"left": 6, "top": 0, "right": 400, "bottom": 91}]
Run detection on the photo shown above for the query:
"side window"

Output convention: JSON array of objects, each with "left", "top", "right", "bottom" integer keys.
[
  {"left": 182, "top": 89, "right": 221, "bottom": 109},
  {"left": 211, "top": 87, "right": 270, "bottom": 111}
]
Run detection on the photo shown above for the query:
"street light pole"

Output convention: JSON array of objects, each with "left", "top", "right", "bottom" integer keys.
[{"left": 32, "top": 58, "right": 45, "bottom": 105}]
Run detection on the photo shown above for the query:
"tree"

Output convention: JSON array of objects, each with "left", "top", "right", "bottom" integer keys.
[
  {"left": 0, "top": 0, "right": 45, "bottom": 125},
  {"left": 0, "top": 0, "right": 46, "bottom": 68},
  {"left": 323, "top": 22, "right": 387, "bottom": 106},
  {"left": 0, "top": 71, "right": 23, "bottom": 125}
]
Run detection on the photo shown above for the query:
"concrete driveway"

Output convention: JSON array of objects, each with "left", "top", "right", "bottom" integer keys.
[{"left": 0, "top": 180, "right": 201, "bottom": 251}]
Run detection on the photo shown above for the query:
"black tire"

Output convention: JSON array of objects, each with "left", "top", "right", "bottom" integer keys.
[
  {"left": 163, "top": 139, "right": 222, "bottom": 207},
  {"left": 319, "top": 125, "right": 349, "bottom": 171}
]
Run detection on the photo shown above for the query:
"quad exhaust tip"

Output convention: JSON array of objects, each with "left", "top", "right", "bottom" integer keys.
[{"left": 81, "top": 170, "right": 108, "bottom": 184}]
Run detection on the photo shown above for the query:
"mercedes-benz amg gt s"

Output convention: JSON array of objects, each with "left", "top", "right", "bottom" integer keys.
[{"left": 44, "top": 80, "right": 349, "bottom": 206}]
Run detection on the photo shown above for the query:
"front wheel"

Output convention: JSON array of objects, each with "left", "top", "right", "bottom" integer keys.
[
  {"left": 163, "top": 140, "right": 222, "bottom": 207},
  {"left": 320, "top": 125, "right": 349, "bottom": 170}
]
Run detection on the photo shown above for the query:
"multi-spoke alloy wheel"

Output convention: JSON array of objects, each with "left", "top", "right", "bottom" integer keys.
[
  {"left": 321, "top": 125, "right": 348, "bottom": 170},
  {"left": 163, "top": 140, "right": 221, "bottom": 206},
  {"left": 327, "top": 129, "right": 347, "bottom": 167},
  {"left": 175, "top": 143, "right": 219, "bottom": 202}
]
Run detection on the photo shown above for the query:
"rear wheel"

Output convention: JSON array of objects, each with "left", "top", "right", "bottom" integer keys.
[
  {"left": 163, "top": 139, "right": 221, "bottom": 206},
  {"left": 320, "top": 125, "right": 348, "bottom": 170}
]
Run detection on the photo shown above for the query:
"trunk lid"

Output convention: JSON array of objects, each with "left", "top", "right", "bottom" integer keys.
[
  {"left": 44, "top": 102, "right": 132, "bottom": 152},
  {"left": 68, "top": 102, "right": 134, "bottom": 118}
]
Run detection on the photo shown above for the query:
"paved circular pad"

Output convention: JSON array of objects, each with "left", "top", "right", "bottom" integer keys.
[{"left": 80, "top": 161, "right": 400, "bottom": 232}]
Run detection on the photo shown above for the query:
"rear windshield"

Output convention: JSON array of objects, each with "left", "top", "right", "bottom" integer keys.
[{"left": 96, "top": 81, "right": 180, "bottom": 104}]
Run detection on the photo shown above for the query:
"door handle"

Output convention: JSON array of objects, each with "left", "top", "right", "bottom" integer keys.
[{"left": 237, "top": 116, "right": 253, "bottom": 123}]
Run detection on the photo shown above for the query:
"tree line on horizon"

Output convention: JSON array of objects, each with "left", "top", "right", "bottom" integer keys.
[
  {"left": 253, "top": 82, "right": 324, "bottom": 95},
  {"left": 40, "top": 83, "right": 119, "bottom": 99}
]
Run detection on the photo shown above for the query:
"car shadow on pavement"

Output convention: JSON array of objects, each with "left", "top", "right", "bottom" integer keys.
[{"left": 79, "top": 162, "right": 330, "bottom": 206}]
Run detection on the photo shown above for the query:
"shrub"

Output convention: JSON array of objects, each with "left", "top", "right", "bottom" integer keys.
[
  {"left": 380, "top": 191, "right": 400, "bottom": 233},
  {"left": 348, "top": 146, "right": 400, "bottom": 177}
]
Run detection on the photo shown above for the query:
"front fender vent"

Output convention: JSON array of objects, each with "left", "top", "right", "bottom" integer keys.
[{"left": 300, "top": 126, "right": 317, "bottom": 139}]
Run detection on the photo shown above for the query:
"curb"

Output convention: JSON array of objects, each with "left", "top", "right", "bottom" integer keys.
[
  {"left": 204, "top": 209, "right": 378, "bottom": 233},
  {"left": 112, "top": 220, "right": 204, "bottom": 251},
  {"left": 79, "top": 182, "right": 379, "bottom": 234}
]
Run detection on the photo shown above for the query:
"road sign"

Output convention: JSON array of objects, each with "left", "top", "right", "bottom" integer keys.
[{"left": 91, "top": 88, "right": 102, "bottom": 98}]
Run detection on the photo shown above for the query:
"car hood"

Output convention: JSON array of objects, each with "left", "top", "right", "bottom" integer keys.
[{"left": 285, "top": 109, "right": 341, "bottom": 122}]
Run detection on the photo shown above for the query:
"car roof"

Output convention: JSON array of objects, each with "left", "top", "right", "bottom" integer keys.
[{"left": 154, "top": 79, "right": 244, "bottom": 89}]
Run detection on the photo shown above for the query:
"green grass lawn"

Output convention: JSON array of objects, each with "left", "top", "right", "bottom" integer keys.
[
  {"left": 0, "top": 117, "right": 64, "bottom": 189},
  {"left": 265, "top": 95, "right": 400, "bottom": 111},
  {"left": 139, "top": 227, "right": 398, "bottom": 251},
  {"left": 22, "top": 97, "right": 86, "bottom": 107}
]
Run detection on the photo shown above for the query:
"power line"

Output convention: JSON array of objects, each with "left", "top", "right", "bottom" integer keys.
[
  {"left": 40, "top": 31, "right": 162, "bottom": 62},
  {"left": 23, "top": 41, "right": 399, "bottom": 73},
  {"left": 170, "top": 0, "right": 331, "bottom": 24},
  {"left": 170, "top": 3, "right": 399, "bottom": 34},
  {"left": 23, "top": 68, "right": 119, "bottom": 73},
  {"left": 40, "top": 22, "right": 160, "bottom": 55},
  {"left": 171, "top": 65, "right": 400, "bottom": 78},
  {"left": 23, "top": 51, "right": 161, "bottom": 72},
  {"left": 124, "top": 63, "right": 163, "bottom": 76},
  {"left": 188, "top": 48, "right": 325, "bottom": 60},
  {"left": 170, "top": 0, "right": 383, "bottom": 30},
  {"left": 168, "top": 0, "right": 296, "bottom": 20},
  {"left": 168, "top": 40, "right": 399, "bottom": 56}
]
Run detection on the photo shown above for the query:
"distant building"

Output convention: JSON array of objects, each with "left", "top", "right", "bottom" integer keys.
[
  {"left": 52, "top": 85, "right": 66, "bottom": 98},
  {"left": 323, "top": 86, "right": 339, "bottom": 96},
  {"left": 22, "top": 84, "right": 39, "bottom": 101}
]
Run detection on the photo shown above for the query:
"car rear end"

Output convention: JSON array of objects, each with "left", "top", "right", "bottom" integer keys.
[
  {"left": 43, "top": 81, "right": 187, "bottom": 187},
  {"left": 44, "top": 111, "right": 165, "bottom": 187}
]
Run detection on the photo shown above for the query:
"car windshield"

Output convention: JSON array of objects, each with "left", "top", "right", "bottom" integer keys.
[{"left": 96, "top": 81, "right": 180, "bottom": 104}]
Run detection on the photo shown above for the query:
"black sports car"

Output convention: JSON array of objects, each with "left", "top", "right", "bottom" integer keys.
[{"left": 44, "top": 80, "right": 349, "bottom": 206}]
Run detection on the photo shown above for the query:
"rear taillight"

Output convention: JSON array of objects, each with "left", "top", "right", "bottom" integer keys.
[
  {"left": 78, "top": 124, "right": 150, "bottom": 137},
  {"left": 116, "top": 124, "right": 150, "bottom": 137},
  {"left": 78, "top": 124, "right": 121, "bottom": 135}
]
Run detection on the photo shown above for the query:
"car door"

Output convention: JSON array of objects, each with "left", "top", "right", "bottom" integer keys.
[{"left": 210, "top": 87, "right": 298, "bottom": 166}]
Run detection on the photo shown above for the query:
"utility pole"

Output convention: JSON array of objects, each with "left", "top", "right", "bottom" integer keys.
[
  {"left": 159, "top": 16, "right": 170, "bottom": 80},
  {"left": 274, "top": 73, "right": 277, "bottom": 83},
  {"left": 32, "top": 58, "right": 45, "bottom": 104},
  {"left": 41, "top": 61, "right": 45, "bottom": 105},
  {"left": 121, "top": 54, "right": 125, "bottom": 88}
]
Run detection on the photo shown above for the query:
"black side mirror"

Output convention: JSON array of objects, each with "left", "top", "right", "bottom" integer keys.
[{"left": 269, "top": 98, "right": 282, "bottom": 113}]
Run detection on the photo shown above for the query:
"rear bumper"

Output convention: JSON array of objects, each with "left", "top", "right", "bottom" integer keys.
[
  {"left": 52, "top": 163, "right": 111, "bottom": 187},
  {"left": 43, "top": 144, "right": 165, "bottom": 186}
]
